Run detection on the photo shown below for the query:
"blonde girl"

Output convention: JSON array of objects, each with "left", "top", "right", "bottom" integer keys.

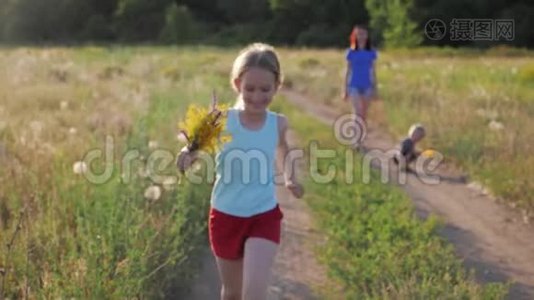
[{"left": 177, "top": 43, "right": 303, "bottom": 300}]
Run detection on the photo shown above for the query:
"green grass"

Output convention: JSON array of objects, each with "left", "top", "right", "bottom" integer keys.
[
  {"left": 0, "top": 45, "right": 524, "bottom": 298},
  {"left": 0, "top": 46, "right": 227, "bottom": 298},
  {"left": 279, "top": 47, "right": 534, "bottom": 214},
  {"left": 272, "top": 98, "right": 508, "bottom": 299}
]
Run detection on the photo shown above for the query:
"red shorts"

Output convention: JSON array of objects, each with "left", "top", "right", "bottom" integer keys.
[{"left": 209, "top": 205, "right": 284, "bottom": 260}]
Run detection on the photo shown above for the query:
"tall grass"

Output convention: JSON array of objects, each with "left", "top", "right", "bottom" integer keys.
[{"left": 0, "top": 47, "right": 229, "bottom": 298}]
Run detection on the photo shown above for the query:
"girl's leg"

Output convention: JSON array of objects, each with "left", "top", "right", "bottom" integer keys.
[
  {"left": 350, "top": 94, "right": 363, "bottom": 119},
  {"left": 350, "top": 94, "right": 367, "bottom": 148},
  {"left": 215, "top": 257, "right": 243, "bottom": 300},
  {"left": 351, "top": 93, "right": 370, "bottom": 123},
  {"left": 242, "top": 237, "right": 278, "bottom": 300},
  {"left": 359, "top": 96, "right": 372, "bottom": 123}
]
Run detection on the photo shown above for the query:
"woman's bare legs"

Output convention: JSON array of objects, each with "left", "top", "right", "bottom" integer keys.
[
  {"left": 351, "top": 94, "right": 371, "bottom": 123},
  {"left": 242, "top": 237, "right": 278, "bottom": 300},
  {"left": 215, "top": 257, "right": 243, "bottom": 300},
  {"left": 350, "top": 94, "right": 370, "bottom": 148}
]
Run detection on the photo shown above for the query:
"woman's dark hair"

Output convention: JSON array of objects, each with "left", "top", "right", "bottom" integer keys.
[{"left": 349, "top": 25, "right": 372, "bottom": 50}]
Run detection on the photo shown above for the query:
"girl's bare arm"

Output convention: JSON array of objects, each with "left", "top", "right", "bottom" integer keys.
[{"left": 277, "top": 115, "right": 304, "bottom": 198}]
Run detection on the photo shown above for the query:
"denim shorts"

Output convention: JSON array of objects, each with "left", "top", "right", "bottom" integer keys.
[{"left": 348, "top": 86, "right": 375, "bottom": 99}]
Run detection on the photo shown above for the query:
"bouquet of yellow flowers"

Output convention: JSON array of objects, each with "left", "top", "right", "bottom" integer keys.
[{"left": 178, "top": 92, "right": 232, "bottom": 153}]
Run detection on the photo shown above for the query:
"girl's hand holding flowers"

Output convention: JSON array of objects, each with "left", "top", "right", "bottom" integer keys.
[
  {"left": 176, "top": 147, "right": 198, "bottom": 174},
  {"left": 176, "top": 92, "right": 231, "bottom": 173}
]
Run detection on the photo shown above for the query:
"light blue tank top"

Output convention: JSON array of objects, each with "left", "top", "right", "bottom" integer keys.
[{"left": 211, "top": 108, "right": 278, "bottom": 217}]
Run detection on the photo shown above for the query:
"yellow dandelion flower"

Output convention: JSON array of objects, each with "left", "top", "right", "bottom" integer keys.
[
  {"left": 421, "top": 149, "right": 436, "bottom": 158},
  {"left": 178, "top": 92, "right": 232, "bottom": 153}
]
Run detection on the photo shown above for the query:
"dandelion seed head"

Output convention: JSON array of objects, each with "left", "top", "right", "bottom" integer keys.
[
  {"left": 73, "top": 161, "right": 88, "bottom": 175},
  {"left": 144, "top": 185, "right": 162, "bottom": 201},
  {"left": 488, "top": 120, "right": 504, "bottom": 131},
  {"left": 60, "top": 101, "right": 69, "bottom": 110},
  {"left": 192, "top": 162, "right": 202, "bottom": 173},
  {"left": 148, "top": 140, "right": 159, "bottom": 150},
  {"left": 162, "top": 176, "right": 178, "bottom": 191}
]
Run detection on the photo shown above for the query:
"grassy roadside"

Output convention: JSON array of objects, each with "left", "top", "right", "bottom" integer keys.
[
  {"left": 0, "top": 47, "right": 219, "bottom": 298},
  {"left": 279, "top": 47, "right": 534, "bottom": 215},
  {"left": 0, "top": 45, "right": 524, "bottom": 298},
  {"left": 271, "top": 98, "right": 508, "bottom": 299}
]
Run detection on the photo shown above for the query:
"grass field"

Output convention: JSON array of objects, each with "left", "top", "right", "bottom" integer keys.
[
  {"left": 0, "top": 47, "right": 221, "bottom": 298},
  {"left": 280, "top": 47, "right": 534, "bottom": 215},
  {"left": 272, "top": 99, "right": 508, "bottom": 299},
  {"left": 0, "top": 46, "right": 522, "bottom": 298}
]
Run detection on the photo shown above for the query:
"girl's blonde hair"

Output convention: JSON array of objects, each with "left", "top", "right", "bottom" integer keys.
[
  {"left": 408, "top": 123, "right": 426, "bottom": 137},
  {"left": 230, "top": 43, "right": 283, "bottom": 92}
]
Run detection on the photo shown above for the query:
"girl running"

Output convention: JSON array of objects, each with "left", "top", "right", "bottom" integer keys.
[{"left": 177, "top": 43, "right": 304, "bottom": 300}]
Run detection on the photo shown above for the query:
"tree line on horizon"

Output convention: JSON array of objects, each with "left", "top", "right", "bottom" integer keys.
[{"left": 0, "top": 0, "right": 532, "bottom": 48}]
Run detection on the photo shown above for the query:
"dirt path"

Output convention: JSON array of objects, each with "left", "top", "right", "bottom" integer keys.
[
  {"left": 281, "top": 89, "right": 534, "bottom": 300},
  {"left": 189, "top": 130, "right": 330, "bottom": 300}
]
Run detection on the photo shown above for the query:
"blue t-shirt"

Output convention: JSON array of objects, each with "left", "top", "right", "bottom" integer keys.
[{"left": 346, "top": 49, "right": 377, "bottom": 89}]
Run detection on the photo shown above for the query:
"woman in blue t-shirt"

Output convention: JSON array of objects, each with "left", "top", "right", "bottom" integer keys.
[{"left": 343, "top": 25, "right": 378, "bottom": 127}]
